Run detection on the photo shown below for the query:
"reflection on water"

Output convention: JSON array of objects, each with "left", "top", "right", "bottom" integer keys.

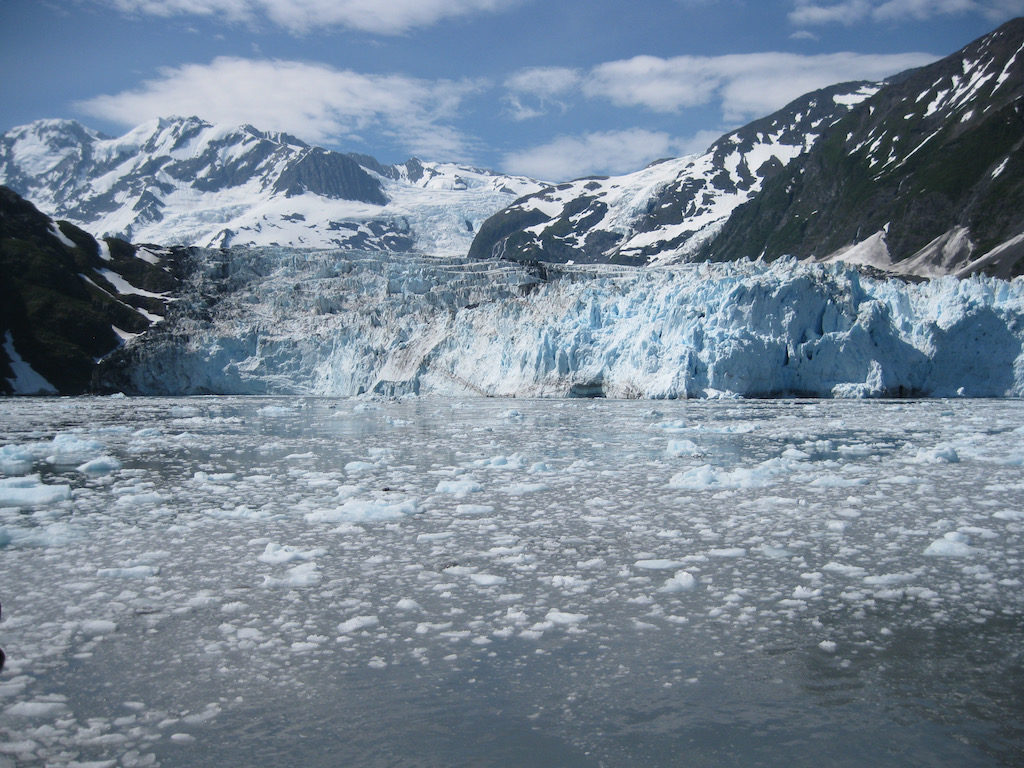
[{"left": 0, "top": 396, "right": 1021, "bottom": 767}]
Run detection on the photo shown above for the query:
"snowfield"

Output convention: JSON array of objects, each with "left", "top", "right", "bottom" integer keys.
[
  {"left": 108, "top": 249, "right": 1024, "bottom": 399},
  {"left": 0, "top": 396, "right": 1022, "bottom": 766}
]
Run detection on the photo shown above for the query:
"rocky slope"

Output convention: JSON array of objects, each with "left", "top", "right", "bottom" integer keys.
[
  {"left": 0, "top": 186, "right": 185, "bottom": 394},
  {"left": 468, "top": 82, "right": 878, "bottom": 266},
  {"left": 702, "top": 17, "right": 1024, "bottom": 278}
]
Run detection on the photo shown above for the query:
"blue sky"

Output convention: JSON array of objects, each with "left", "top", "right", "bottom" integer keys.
[{"left": 2, "top": 0, "right": 1022, "bottom": 179}]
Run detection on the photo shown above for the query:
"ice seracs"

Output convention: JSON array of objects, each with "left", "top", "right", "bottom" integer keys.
[{"left": 101, "top": 250, "right": 1024, "bottom": 399}]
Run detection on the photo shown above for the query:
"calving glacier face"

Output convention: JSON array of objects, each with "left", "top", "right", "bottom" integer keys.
[{"left": 104, "top": 249, "right": 1024, "bottom": 399}]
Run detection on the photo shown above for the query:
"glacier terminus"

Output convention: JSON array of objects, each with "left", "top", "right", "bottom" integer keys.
[{"left": 99, "top": 249, "right": 1024, "bottom": 400}]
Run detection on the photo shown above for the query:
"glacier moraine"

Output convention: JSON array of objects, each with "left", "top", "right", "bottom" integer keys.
[{"left": 0, "top": 395, "right": 1022, "bottom": 766}]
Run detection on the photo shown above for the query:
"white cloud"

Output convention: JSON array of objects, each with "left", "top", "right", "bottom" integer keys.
[
  {"left": 501, "top": 129, "right": 711, "bottom": 180},
  {"left": 98, "top": 0, "right": 520, "bottom": 35},
  {"left": 505, "top": 67, "right": 582, "bottom": 97},
  {"left": 502, "top": 67, "right": 581, "bottom": 120},
  {"left": 75, "top": 57, "right": 482, "bottom": 159},
  {"left": 583, "top": 51, "right": 934, "bottom": 121},
  {"left": 789, "top": 0, "right": 1023, "bottom": 25}
]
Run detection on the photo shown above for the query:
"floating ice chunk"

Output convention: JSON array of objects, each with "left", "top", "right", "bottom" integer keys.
[
  {"left": 545, "top": 609, "right": 587, "bottom": 625},
  {"left": 0, "top": 444, "right": 34, "bottom": 475},
  {"left": 115, "top": 491, "right": 165, "bottom": 507},
  {"left": 417, "top": 532, "right": 454, "bottom": 542},
  {"left": 708, "top": 547, "right": 746, "bottom": 558},
  {"left": 635, "top": 559, "right": 684, "bottom": 570},
  {"left": 781, "top": 447, "right": 811, "bottom": 461},
  {"left": 659, "top": 570, "right": 696, "bottom": 593},
  {"left": 993, "top": 509, "right": 1024, "bottom": 521},
  {"left": 46, "top": 433, "right": 106, "bottom": 465},
  {"left": 809, "top": 474, "right": 870, "bottom": 488},
  {"left": 307, "top": 497, "right": 418, "bottom": 522},
  {"left": 476, "top": 454, "right": 526, "bottom": 469},
  {"left": 913, "top": 445, "right": 960, "bottom": 464},
  {"left": 0, "top": 475, "right": 72, "bottom": 507},
  {"left": 923, "top": 532, "right": 975, "bottom": 557},
  {"left": 396, "top": 598, "right": 422, "bottom": 612},
  {"left": 4, "top": 700, "right": 70, "bottom": 718},
  {"left": 666, "top": 439, "right": 701, "bottom": 457},
  {"left": 822, "top": 562, "right": 867, "bottom": 577},
  {"left": 258, "top": 405, "right": 293, "bottom": 416},
  {"left": 469, "top": 573, "right": 507, "bottom": 586},
  {"left": 77, "top": 455, "right": 123, "bottom": 475},
  {"left": 792, "top": 586, "right": 821, "bottom": 599},
  {"left": 502, "top": 482, "right": 547, "bottom": 495},
  {"left": 455, "top": 503, "right": 494, "bottom": 516},
  {"left": 435, "top": 479, "right": 482, "bottom": 497},
  {"left": 97, "top": 565, "right": 160, "bottom": 579},
  {"left": 818, "top": 640, "right": 837, "bottom": 653},
  {"left": 80, "top": 619, "right": 118, "bottom": 635},
  {"left": 337, "top": 615, "right": 379, "bottom": 634},
  {"left": 344, "top": 461, "right": 376, "bottom": 474},
  {"left": 263, "top": 561, "right": 320, "bottom": 587},
  {"left": 257, "top": 542, "right": 323, "bottom": 564},
  {"left": 668, "top": 458, "right": 789, "bottom": 490}
]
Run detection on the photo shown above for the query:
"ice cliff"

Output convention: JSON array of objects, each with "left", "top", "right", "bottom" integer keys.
[{"left": 100, "top": 248, "right": 1024, "bottom": 398}]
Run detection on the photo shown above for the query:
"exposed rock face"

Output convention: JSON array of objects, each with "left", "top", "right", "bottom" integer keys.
[
  {"left": 0, "top": 186, "right": 185, "bottom": 394},
  {"left": 699, "top": 17, "right": 1024, "bottom": 278}
]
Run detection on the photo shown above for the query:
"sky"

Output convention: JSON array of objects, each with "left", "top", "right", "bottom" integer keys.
[{"left": 2, "top": 0, "right": 1023, "bottom": 181}]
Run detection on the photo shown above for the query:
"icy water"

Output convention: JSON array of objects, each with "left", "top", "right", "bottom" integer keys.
[{"left": 0, "top": 396, "right": 1022, "bottom": 767}]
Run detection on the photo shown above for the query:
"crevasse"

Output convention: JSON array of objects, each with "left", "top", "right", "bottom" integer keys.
[{"left": 106, "top": 249, "right": 1024, "bottom": 398}]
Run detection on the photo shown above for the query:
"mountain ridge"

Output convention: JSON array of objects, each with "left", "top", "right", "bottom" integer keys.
[
  {"left": 470, "top": 18, "right": 1024, "bottom": 278},
  {"left": 700, "top": 16, "right": 1024, "bottom": 278},
  {"left": 0, "top": 116, "right": 544, "bottom": 256}
]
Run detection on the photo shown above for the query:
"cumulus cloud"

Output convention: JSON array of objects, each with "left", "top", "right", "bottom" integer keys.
[
  {"left": 584, "top": 51, "right": 934, "bottom": 121},
  {"left": 500, "top": 129, "right": 718, "bottom": 180},
  {"left": 75, "top": 57, "right": 482, "bottom": 158},
  {"left": 98, "top": 0, "right": 520, "bottom": 35},
  {"left": 789, "top": 0, "right": 1023, "bottom": 26}
]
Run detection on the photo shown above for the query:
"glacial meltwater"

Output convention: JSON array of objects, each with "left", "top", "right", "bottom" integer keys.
[{"left": 0, "top": 396, "right": 1022, "bottom": 767}]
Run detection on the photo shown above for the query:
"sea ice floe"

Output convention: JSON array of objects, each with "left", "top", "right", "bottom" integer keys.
[
  {"left": 337, "top": 615, "right": 380, "bottom": 634},
  {"left": 45, "top": 433, "right": 106, "bottom": 465},
  {"left": 435, "top": 479, "right": 482, "bottom": 497},
  {"left": 77, "top": 455, "right": 123, "bottom": 475},
  {"left": 0, "top": 444, "right": 34, "bottom": 475},
  {"left": 0, "top": 475, "right": 71, "bottom": 507},
  {"left": 257, "top": 542, "right": 324, "bottom": 564},
  {"left": 923, "top": 531, "right": 976, "bottom": 557},
  {"left": 659, "top": 571, "right": 697, "bottom": 592},
  {"left": 263, "top": 561, "right": 320, "bottom": 587},
  {"left": 305, "top": 497, "right": 418, "bottom": 522}
]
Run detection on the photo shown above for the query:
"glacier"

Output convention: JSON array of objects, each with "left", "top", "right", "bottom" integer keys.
[{"left": 103, "top": 249, "right": 1024, "bottom": 398}]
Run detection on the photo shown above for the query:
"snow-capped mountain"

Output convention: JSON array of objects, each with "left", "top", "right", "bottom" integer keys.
[
  {"left": 703, "top": 17, "right": 1024, "bottom": 278},
  {"left": 468, "top": 81, "right": 879, "bottom": 266},
  {"left": 0, "top": 117, "right": 544, "bottom": 255},
  {"left": 0, "top": 186, "right": 184, "bottom": 394},
  {"left": 473, "top": 19, "right": 1024, "bottom": 278}
]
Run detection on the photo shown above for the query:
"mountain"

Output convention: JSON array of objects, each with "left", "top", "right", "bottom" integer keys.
[
  {"left": 0, "top": 186, "right": 184, "bottom": 394},
  {"left": 0, "top": 117, "right": 543, "bottom": 256},
  {"left": 471, "top": 19, "right": 1024, "bottom": 278},
  {"left": 468, "top": 81, "right": 879, "bottom": 266},
  {"left": 701, "top": 17, "right": 1024, "bottom": 278}
]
